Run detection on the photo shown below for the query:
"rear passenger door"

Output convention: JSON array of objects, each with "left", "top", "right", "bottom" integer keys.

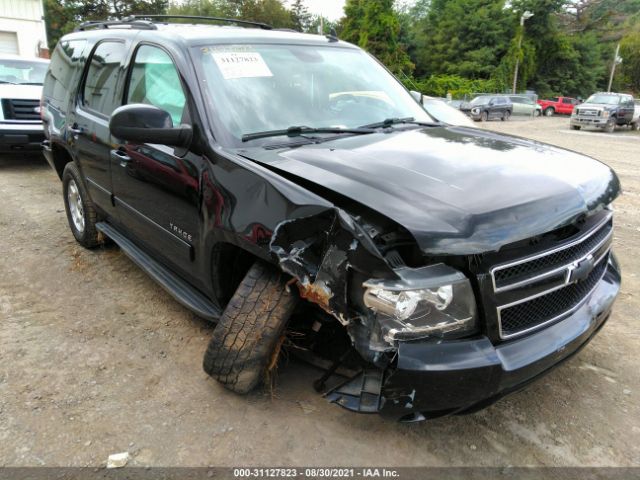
[
  {"left": 69, "top": 40, "right": 130, "bottom": 214},
  {"left": 110, "top": 43, "right": 202, "bottom": 280}
]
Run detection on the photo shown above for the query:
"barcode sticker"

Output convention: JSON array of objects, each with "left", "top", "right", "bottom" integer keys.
[{"left": 212, "top": 52, "right": 273, "bottom": 79}]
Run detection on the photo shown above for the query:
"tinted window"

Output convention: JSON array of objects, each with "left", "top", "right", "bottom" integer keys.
[
  {"left": 44, "top": 40, "right": 86, "bottom": 105},
  {"left": 83, "top": 41, "right": 126, "bottom": 116},
  {"left": 551, "top": 97, "right": 559, "bottom": 102},
  {"left": 126, "top": 45, "right": 187, "bottom": 126},
  {"left": 562, "top": 98, "right": 573, "bottom": 104}
]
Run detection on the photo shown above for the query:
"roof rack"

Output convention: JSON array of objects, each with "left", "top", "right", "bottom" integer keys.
[
  {"left": 75, "top": 19, "right": 157, "bottom": 31},
  {"left": 128, "top": 14, "right": 273, "bottom": 30}
]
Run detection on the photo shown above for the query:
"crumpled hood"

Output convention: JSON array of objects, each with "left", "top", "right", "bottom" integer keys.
[{"left": 236, "top": 126, "right": 620, "bottom": 255}]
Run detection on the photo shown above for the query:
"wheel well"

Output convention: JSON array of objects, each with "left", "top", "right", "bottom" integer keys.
[
  {"left": 211, "top": 243, "right": 261, "bottom": 307},
  {"left": 51, "top": 144, "right": 74, "bottom": 180}
]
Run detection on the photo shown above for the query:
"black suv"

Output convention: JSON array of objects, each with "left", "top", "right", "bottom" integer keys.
[
  {"left": 460, "top": 95, "right": 513, "bottom": 121},
  {"left": 41, "top": 16, "right": 621, "bottom": 421}
]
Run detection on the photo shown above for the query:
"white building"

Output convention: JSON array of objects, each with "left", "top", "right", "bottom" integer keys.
[{"left": 0, "top": 0, "right": 48, "bottom": 58}]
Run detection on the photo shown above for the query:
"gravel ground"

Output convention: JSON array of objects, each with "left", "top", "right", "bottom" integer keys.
[{"left": 0, "top": 116, "right": 638, "bottom": 467}]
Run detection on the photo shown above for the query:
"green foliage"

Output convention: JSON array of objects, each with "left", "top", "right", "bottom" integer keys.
[
  {"left": 620, "top": 30, "right": 640, "bottom": 93},
  {"left": 169, "top": 0, "right": 293, "bottom": 28},
  {"left": 340, "top": 0, "right": 414, "bottom": 75},
  {"left": 403, "top": 74, "right": 504, "bottom": 99},
  {"left": 290, "top": 0, "right": 312, "bottom": 32},
  {"left": 410, "top": 0, "right": 514, "bottom": 78}
]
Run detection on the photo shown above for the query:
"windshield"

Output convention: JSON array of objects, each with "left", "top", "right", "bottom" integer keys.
[
  {"left": 585, "top": 94, "right": 621, "bottom": 105},
  {"left": 193, "top": 44, "right": 432, "bottom": 145},
  {"left": 0, "top": 59, "right": 48, "bottom": 85},
  {"left": 470, "top": 96, "right": 491, "bottom": 105}
]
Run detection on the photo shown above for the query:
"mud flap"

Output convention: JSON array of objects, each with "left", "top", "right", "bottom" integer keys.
[{"left": 324, "top": 369, "right": 384, "bottom": 413}]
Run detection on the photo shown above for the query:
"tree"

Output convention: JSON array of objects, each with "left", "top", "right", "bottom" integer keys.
[
  {"left": 410, "top": 0, "right": 514, "bottom": 79},
  {"left": 340, "top": 0, "right": 414, "bottom": 75},
  {"left": 620, "top": 29, "right": 640, "bottom": 92},
  {"left": 290, "top": 0, "right": 312, "bottom": 32},
  {"left": 169, "top": 0, "right": 292, "bottom": 28}
]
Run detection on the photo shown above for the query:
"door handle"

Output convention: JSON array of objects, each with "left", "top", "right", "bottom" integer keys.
[
  {"left": 69, "top": 125, "right": 83, "bottom": 135},
  {"left": 110, "top": 149, "right": 131, "bottom": 166}
]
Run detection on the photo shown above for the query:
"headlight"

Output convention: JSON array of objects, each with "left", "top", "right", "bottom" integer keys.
[
  {"left": 363, "top": 264, "right": 478, "bottom": 343},
  {"left": 600, "top": 110, "right": 609, "bottom": 118},
  {"left": 471, "top": 107, "right": 480, "bottom": 114}
]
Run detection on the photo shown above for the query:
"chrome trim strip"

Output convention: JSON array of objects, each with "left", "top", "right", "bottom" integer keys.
[
  {"left": 497, "top": 250, "right": 610, "bottom": 340},
  {"left": 490, "top": 212, "right": 612, "bottom": 292}
]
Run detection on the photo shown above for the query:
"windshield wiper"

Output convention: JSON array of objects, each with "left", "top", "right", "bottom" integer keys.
[
  {"left": 242, "top": 125, "right": 374, "bottom": 142},
  {"left": 360, "top": 117, "right": 441, "bottom": 129}
]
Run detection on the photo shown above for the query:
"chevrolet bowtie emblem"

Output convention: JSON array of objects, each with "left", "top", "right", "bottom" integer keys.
[{"left": 567, "top": 255, "right": 595, "bottom": 284}]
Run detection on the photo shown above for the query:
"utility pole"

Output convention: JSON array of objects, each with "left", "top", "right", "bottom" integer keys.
[
  {"left": 513, "top": 11, "right": 534, "bottom": 94},
  {"left": 607, "top": 43, "right": 621, "bottom": 93}
]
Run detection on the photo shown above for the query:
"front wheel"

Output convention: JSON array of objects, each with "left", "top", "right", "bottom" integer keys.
[
  {"left": 631, "top": 122, "right": 639, "bottom": 131},
  {"left": 572, "top": 125, "right": 581, "bottom": 130},
  {"left": 480, "top": 111, "right": 488, "bottom": 122},
  {"left": 203, "top": 261, "right": 298, "bottom": 394},
  {"left": 534, "top": 109, "right": 541, "bottom": 117},
  {"left": 62, "top": 163, "right": 100, "bottom": 248},
  {"left": 502, "top": 110, "right": 511, "bottom": 121},
  {"left": 604, "top": 118, "right": 616, "bottom": 133}
]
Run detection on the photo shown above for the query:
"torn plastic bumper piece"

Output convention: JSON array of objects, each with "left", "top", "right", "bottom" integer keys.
[
  {"left": 324, "top": 369, "right": 384, "bottom": 413},
  {"left": 324, "top": 264, "right": 620, "bottom": 421}
]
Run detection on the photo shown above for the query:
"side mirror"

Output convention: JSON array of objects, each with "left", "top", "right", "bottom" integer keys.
[
  {"left": 109, "top": 104, "right": 192, "bottom": 147},
  {"left": 410, "top": 90, "right": 424, "bottom": 105}
]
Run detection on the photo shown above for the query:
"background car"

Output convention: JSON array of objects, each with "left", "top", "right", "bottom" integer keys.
[
  {"left": 0, "top": 54, "right": 49, "bottom": 152},
  {"left": 508, "top": 95, "right": 542, "bottom": 117},
  {"left": 460, "top": 95, "right": 513, "bottom": 121},
  {"left": 537, "top": 96, "right": 579, "bottom": 116},
  {"left": 410, "top": 93, "right": 475, "bottom": 127}
]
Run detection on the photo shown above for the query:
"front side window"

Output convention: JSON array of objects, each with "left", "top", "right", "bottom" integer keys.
[
  {"left": 0, "top": 59, "right": 48, "bottom": 85},
  {"left": 193, "top": 44, "right": 432, "bottom": 146},
  {"left": 126, "top": 45, "right": 187, "bottom": 126},
  {"left": 83, "top": 41, "right": 127, "bottom": 116}
]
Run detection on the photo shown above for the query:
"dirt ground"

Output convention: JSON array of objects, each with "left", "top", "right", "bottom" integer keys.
[{"left": 0, "top": 116, "right": 638, "bottom": 467}]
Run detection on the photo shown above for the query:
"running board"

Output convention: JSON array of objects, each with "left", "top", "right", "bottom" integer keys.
[{"left": 96, "top": 222, "right": 221, "bottom": 322}]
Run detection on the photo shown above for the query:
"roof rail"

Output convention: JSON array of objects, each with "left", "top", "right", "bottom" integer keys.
[
  {"left": 128, "top": 14, "right": 273, "bottom": 30},
  {"left": 74, "top": 19, "right": 157, "bottom": 32}
]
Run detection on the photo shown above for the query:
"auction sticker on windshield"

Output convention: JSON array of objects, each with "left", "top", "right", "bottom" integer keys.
[{"left": 212, "top": 51, "right": 273, "bottom": 80}]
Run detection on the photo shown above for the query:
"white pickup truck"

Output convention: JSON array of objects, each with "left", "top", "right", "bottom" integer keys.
[{"left": 0, "top": 54, "right": 49, "bottom": 153}]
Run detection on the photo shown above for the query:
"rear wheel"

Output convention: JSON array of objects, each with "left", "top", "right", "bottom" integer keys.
[
  {"left": 534, "top": 109, "right": 541, "bottom": 117},
  {"left": 203, "top": 261, "right": 298, "bottom": 394},
  {"left": 544, "top": 107, "right": 555, "bottom": 117},
  {"left": 62, "top": 163, "right": 100, "bottom": 249},
  {"left": 502, "top": 110, "right": 511, "bottom": 121}
]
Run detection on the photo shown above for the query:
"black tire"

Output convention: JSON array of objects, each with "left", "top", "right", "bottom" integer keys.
[
  {"left": 62, "top": 162, "right": 100, "bottom": 248},
  {"left": 544, "top": 107, "right": 555, "bottom": 117},
  {"left": 480, "top": 111, "right": 488, "bottom": 122},
  {"left": 604, "top": 118, "right": 616, "bottom": 133},
  {"left": 502, "top": 110, "right": 511, "bottom": 121},
  {"left": 203, "top": 261, "right": 298, "bottom": 394},
  {"left": 572, "top": 125, "right": 581, "bottom": 130},
  {"left": 631, "top": 122, "right": 639, "bottom": 131},
  {"left": 534, "top": 109, "right": 541, "bottom": 117}
]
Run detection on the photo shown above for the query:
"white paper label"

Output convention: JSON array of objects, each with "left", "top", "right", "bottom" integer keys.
[{"left": 212, "top": 52, "right": 273, "bottom": 80}]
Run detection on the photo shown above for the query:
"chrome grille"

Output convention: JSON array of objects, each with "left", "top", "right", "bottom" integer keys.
[
  {"left": 1, "top": 99, "right": 40, "bottom": 121},
  {"left": 498, "top": 253, "right": 608, "bottom": 338},
  {"left": 577, "top": 108, "right": 599, "bottom": 117},
  {"left": 490, "top": 213, "right": 613, "bottom": 339}
]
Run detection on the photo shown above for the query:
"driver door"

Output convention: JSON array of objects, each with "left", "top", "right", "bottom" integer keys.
[{"left": 110, "top": 43, "right": 203, "bottom": 279}]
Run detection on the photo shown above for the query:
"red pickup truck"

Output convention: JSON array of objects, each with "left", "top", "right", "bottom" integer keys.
[{"left": 537, "top": 96, "right": 580, "bottom": 116}]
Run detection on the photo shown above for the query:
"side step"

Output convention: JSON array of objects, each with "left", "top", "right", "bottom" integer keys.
[{"left": 96, "top": 222, "right": 221, "bottom": 322}]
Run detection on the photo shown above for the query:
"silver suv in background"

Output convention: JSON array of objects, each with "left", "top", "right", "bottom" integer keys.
[{"left": 0, "top": 55, "right": 49, "bottom": 152}]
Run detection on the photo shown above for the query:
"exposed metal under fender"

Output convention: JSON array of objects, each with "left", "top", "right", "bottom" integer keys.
[{"left": 269, "top": 208, "right": 395, "bottom": 322}]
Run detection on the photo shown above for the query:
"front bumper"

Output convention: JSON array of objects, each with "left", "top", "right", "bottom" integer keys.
[
  {"left": 331, "top": 257, "right": 620, "bottom": 421},
  {"left": 571, "top": 116, "right": 608, "bottom": 128},
  {"left": 0, "top": 123, "right": 45, "bottom": 152}
]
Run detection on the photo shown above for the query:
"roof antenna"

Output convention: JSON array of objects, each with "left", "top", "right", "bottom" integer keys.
[{"left": 326, "top": 26, "right": 338, "bottom": 42}]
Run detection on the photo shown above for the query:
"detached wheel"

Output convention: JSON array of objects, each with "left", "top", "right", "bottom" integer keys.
[
  {"left": 62, "top": 162, "right": 100, "bottom": 248},
  {"left": 604, "top": 118, "right": 616, "bottom": 133},
  {"left": 480, "top": 111, "right": 488, "bottom": 122},
  {"left": 203, "top": 261, "right": 298, "bottom": 394},
  {"left": 544, "top": 108, "right": 555, "bottom": 117}
]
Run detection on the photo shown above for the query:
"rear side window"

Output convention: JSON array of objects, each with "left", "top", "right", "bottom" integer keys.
[
  {"left": 44, "top": 39, "right": 86, "bottom": 105},
  {"left": 83, "top": 41, "right": 126, "bottom": 116},
  {"left": 551, "top": 97, "right": 559, "bottom": 102},
  {"left": 562, "top": 98, "right": 572, "bottom": 104},
  {"left": 126, "top": 45, "right": 187, "bottom": 126}
]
